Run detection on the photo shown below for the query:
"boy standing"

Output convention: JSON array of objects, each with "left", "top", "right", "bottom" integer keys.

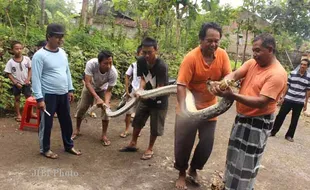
[{"left": 4, "top": 41, "right": 32, "bottom": 122}]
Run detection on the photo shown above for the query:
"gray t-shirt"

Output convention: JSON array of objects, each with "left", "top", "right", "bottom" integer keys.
[
  {"left": 4, "top": 56, "right": 31, "bottom": 85},
  {"left": 84, "top": 58, "right": 118, "bottom": 91}
]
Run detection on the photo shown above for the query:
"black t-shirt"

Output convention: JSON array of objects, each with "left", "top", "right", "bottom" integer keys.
[{"left": 137, "top": 57, "right": 168, "bottom": 109}]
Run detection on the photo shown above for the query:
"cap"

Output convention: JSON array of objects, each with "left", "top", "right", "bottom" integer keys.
[{"left": 46, "top": 23, "right": 65, "bottom": 35}]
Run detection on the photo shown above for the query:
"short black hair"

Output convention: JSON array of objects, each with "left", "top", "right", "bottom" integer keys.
[
  {"left": 199, "top": 22, "right": 222, "bottom": 40},
  {"left": 37, "top": 40, "right": 47, "bottom": 47},
  {"left": 11, "top": 40, "right": 22, "bottom": 49},
  {"left": 301, "top": 58, "right": 310, "bottom": 67},
  {"left": 137, "top": 45, "right": 142, "bottom": 54},
  {"left": 141, "top": 37, "right": 157, "bottom": 50},
  {"left": 253, "top": 33, "right": 276, "bottom": 53},
  {"left": 98, "top": 50, "right": 113, "bottom": 63}
]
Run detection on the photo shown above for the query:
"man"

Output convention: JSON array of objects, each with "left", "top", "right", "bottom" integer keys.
[
  {"left": 120, "top": 45, "right": 143, "bottom": 138},
  {"left": 32, "top": 23, "right": 81, "bottom": 159},
  {"left": 120, "top": 37, "right": 168, "bottom": 160},
  {"left": 212, "top": 33, "right": 287, "bottom": 190},
  {"left": 4, "top": 41, "right": 32, "bottom": 122},
  {"left": 73, "top": 50, "right": 118, "bottom": 146},
  {"left": 270, "top": 59, "right": 310, "bottom": 142},
  {"left": 175, "top": 22, "right": 231, "bottom": 189}
]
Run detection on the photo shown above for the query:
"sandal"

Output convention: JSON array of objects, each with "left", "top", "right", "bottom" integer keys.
[
  {"left": 141, "top": 151, "right": 154, "bottom": 160},
  {"left": 186, "top": 175, "right": 200, "bottom": 186},
  {"left": 71, "top": 133, "right": 82, "bottom": 140},
  {"left": 65, "top": 147, "right": 82, "bottom": 155},
  {"left": 101, "top": 139, "right": 111, "bottom": 146},
  {"left": 119, "top": 146, "right": 139, "bottom": 152},
  {"left": 15, "top": 117, "right": 22, "bottom": 122},
  {"left": 42, "top": 150, "right": 58, "bottom": 159},
  {"left": 120, "top": 131, "right": 130, "bottom": 138}
]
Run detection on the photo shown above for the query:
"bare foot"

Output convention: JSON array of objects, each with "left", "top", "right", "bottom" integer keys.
[{"left": 176, "top": 172, "right": 187, "bottom": 189}]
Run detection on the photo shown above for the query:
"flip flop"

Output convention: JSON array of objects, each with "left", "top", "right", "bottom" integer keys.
[
  {"left": 42, "top": 150, "right": 58, "bottom": 159},
  {"left": 71, "top": 133, "right": 82, "bottom": 140},
  {"left": 119, "top": 146, "right": 139, "bottom": 152},
  {"left": 15, "top": 117, "right": 21, "bottom": 122},
  {"left": 186, "top": 175, "right": 200, "bottom": 186},
  {"left": 120, "top": 132, "right": 130, "bottom": 138},
  {"left": 65, "top": 147, "right": 82, "bottom": 156},
  {"left": 141, "top": 151, "right": 154, "bottom": 160},
  {"left": 101, "top": 139, "right": 111, "bottom": 146}
]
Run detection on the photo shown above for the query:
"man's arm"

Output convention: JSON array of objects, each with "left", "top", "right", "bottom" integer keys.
[
  {"left": 7, "top": 73, "right": 18, "bottom": 85},
  {"left": 224, "top": 67, "right": 247, "bottom": 81},
  {"left": 25, "top": 68, "right": 31, "bottom": 85},
  {"left": 139, "top": 77, "right": 146, "bottom": 91},
  {"left": 104, "top": 86, "right": 113, "bottom": 108},
  {"left": 84, "top": 74, "right": 103, "bottom": 105},
  {"left": 66, "top": 64, "right": 74, "bottom": 102},
  {"left": 31, "top": 54, "right": 45, "bottom": 110},
  {"left": 304, "top": 90, "right": 310, "bottom": 112},
  {"left": 177, "top": 84, "right": 187, "bottom": 110},
  {"left": 125, "top": 74, "right": 130, "bottom": 97}
]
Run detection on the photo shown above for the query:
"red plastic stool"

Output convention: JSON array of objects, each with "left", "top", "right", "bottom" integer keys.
[{"left": 19, "top": 96, "right": 40, "bottom": 130}]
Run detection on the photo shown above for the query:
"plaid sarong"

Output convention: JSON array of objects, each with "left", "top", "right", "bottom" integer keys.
[{"left": 224, "top": 114, "right": 274, "bottom": 190}]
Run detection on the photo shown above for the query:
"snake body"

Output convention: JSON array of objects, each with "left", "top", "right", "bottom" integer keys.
[{"left": 88, "top": 80, "right": 236, "bottom": 119}]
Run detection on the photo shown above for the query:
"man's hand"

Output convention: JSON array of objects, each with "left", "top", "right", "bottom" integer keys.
[
  {"left": 179, "top": 103, "right": 190, "bottom": 118},
  {"left": 126, "top": 91, "right": 131, "bottom": 100},
  {"left": 135, "top": 89, "right": 144, "bottom": 98},
  {"left": 303, "top": 104, "right": 307, "bottom": 112},
  {"left": 37, "top": 101, "right": 46, "bottom": 111},
  {"left": 16, "top": 83, "right": 22, "bottom": 89},
  {"left": 24, "top": 79, "right": 30, "bottom": 85},
  {"left": 210, "top": 85, "right": 234, "bottom": 100},
  {"left": 96, "top": 97, "right": 104, "bottom": 108},
  {"left": 68, "top": 92, "right": 74, "bottom": 103},
  {"left": 277, "top": 96, "right": 284, "bottom": 106}
]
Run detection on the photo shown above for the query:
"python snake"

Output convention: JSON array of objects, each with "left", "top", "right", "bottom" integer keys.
[{"left": 89, "top": 79, "right": 237, "bottom": 119}]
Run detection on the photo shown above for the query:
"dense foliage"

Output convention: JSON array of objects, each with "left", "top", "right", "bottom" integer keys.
[{"left": 0, "top": 0, "right": 309, "bottom": 110}]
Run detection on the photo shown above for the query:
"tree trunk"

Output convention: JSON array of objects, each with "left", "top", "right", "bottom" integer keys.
[
  {"left": 39, "top": 0, "right": 45, "bottom": 28},
  {"left": 80, "top": 0, "right": 88, "bottom": 27},
  {"left": 242, "top": 20, "right": 249, "bottom": 64},
  {"left": 234, "top": 34, "right": 239, "bottom": 71},
  {"left": 88, "top": 0, "right": 99, "bottom": 25}
]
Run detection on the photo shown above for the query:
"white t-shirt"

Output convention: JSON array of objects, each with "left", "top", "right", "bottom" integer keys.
[
  {"left": 4, "top": 56, "right": 31, "bottom": 85},
  {"left": 125, "top": 62, "right": 141, "bottom": 91},
  {"left": 84, "top": 58, "right": 118, "bottom": 91}
]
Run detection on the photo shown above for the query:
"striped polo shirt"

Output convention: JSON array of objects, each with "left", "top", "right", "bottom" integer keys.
[{"left": 284, "top": 70, "right": 310, "bottom": 104}]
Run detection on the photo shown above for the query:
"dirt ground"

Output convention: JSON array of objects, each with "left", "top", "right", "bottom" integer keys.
[{"left": 0, "top": 95, "right": 310, "bottom": 190}]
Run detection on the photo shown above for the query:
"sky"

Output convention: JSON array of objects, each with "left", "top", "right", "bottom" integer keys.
[
  {"left": 219, "top": 0, "right": 243, "bottom": 8},
  {"left": 72, "top": 0, "right": 244, "bottom": 12}
]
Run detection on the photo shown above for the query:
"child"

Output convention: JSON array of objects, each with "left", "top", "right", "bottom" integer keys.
[
  {"left": 4, "top": 41, "right": 32, "bottom": 122},
  {"left": 120, "top": 45, "right": 143, "bottom": 138}
]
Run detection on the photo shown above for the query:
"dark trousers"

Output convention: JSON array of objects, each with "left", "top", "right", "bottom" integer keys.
[
  {"left": 271, "top": 100, "right": 304, "bottom": 138},
  {"left": 39, "top": 93, "right": 74, "bottom": 153},
  {"left": 174, "top": 114, "right": 216, "bottom": 171}
]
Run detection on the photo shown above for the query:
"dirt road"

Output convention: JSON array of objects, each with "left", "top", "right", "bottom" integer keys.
[{"left": 0, "top": 95, "right": 309, "bottom": 190}]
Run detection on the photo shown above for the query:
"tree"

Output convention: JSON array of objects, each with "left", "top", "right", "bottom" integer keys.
[
  {"left": 80, "top": 0, "right": 88, "bottom": 27},
  {"left": 260, "top": 0, "right": 310, "bottom": 50},
  {"left": 39, "top": 0, "right": 45, "bottom": 28}
]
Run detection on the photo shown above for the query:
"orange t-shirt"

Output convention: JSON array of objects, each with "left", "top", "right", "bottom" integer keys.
[
  {"left": 236, "top": 59, "right": 287, "bottom": 116},
  {"left": 177, "top": 46, "right": 231, "bottom": 120}
]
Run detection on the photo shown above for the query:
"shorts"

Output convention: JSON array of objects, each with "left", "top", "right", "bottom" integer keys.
[
  {"left": 75, "top": 86, "right": 109, "bottom": 120},
  {"left": 12, "top": 84, "right": 32, "bottom": 97},
  {"left": 132, "top": 101, "right": 167, "bottom": 136}
]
